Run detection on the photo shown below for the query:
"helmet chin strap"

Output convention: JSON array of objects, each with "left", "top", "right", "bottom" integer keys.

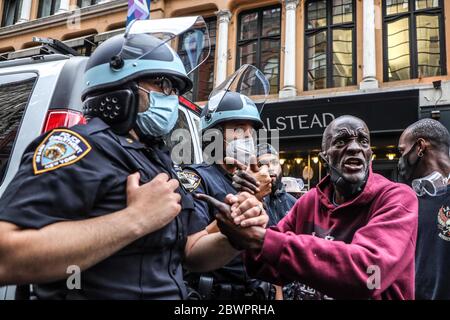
[{"left": 319, "top": 153, "right": 369, "bottom": 199}]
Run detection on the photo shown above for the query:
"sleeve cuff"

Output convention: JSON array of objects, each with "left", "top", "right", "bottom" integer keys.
[{"left": 257, "top": 227, "right": 285, "bottom": 266}]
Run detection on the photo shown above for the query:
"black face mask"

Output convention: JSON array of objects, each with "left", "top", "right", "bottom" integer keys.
[
  {"left": 271, "top": 174, "right": 283, "bottom": 194},
  {"left": 397, "top": 141, "right": 421, "bottom": 184},
  {"left": 320, "top": 153, "right": 369, "bottom": 199}
]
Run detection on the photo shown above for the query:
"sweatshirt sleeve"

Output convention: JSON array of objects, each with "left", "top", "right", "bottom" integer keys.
[{"left": 244, "top": 184, "right": 418, "bottom": 299}]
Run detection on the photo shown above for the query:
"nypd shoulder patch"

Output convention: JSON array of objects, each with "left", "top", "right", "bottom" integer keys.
[
  {"left": 176, "top": 170, "right": 202, "bottom": 193},
  {"left": 33, "top": 129, "right": 92, "bottom": 175}
]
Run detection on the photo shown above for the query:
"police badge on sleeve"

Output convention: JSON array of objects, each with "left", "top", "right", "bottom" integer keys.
[{"left": 33, "top": 129, "right": 92, "bottom": 175}]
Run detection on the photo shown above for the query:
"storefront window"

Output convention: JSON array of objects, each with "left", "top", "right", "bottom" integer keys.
[
  {"left": 383, "top": 0, "right": 445, "bottom": 81},
  {"left": 2, "top": 0, "right": 22, "bottom": 27},
  {"left": 305, "top": 0, "right": 356, "bottom": 91},
  {"left": 38, "top": 0, "right": 60, "bottom": 18},
  {"left": 178, "top": 17, "right": 216, "bottom": 102},
  {"left": 237, "top": 6, "right": 281, "bottom": 95}
]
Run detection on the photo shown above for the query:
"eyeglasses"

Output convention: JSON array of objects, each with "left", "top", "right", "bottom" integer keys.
[{"left": 139, "top": 77, "right": 179, "bottom": 96}]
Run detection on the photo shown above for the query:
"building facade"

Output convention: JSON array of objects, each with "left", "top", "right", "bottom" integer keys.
[{"left": 1, "top": 0, "right": 449, "bottom": 188}]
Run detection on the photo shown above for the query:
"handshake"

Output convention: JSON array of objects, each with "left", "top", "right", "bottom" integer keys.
[{"left": 195, "top": 192, "right": 268, "bottom": 251}]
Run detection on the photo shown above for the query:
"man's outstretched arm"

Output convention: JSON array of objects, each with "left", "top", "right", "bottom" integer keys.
[{"left": 184, "top": 192, "right": 268, "bottom": 273}]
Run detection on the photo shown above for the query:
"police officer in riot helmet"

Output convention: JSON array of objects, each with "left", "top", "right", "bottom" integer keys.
[
  {"left": 182, "top": 87, "right": 273, "bottom": 300},
  {"left": 0, "top": 27, "right": 267, "bottom": 299}
]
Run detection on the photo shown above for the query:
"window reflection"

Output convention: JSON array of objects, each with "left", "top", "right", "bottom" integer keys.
[
  {"left": 307, "top": 0, "right": 327, "bottom": 29},
  {"left": 416, "top": 15, "right": 440, "bottom": 77},
  {"left": 386, "top": 0, "right": 409, "bottom": 15},
  {"left": 383, "top": 0, "right": 444, "bottom": 81},
  {"left": 307, "top": 31, "right": 327, "bottom": 90},
  {"left": 240, "top": 12, "right": 259, "bottom": 40},
  {"left": 305, "top": 0, "right": 355, "bottom": 90},
  {"left": 415, "top": 0, "right": 439, "bottom": 10},
  {"left": 238, "top": 6, "right": 281, "bottom": 94},
  {"left": 387, "top": 18, "right": 411, "bottom": 81},
  {"left": 332, "top": 0, "right": 353, "bottom": 24},
  {"left": 333, "top": 29, "right": 353, "bottom": 87}
]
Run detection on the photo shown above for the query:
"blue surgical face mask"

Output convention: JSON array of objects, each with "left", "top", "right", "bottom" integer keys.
[{"left": 136, "top": 88, "right": 179, "bottom": 137}]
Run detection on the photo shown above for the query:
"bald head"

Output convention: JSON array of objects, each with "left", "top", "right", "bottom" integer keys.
[{"left": 322, "top": 115, "right": 370, "bottom": 151}]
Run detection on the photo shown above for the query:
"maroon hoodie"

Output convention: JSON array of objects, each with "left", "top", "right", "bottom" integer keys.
[{"left": 244, "top": 168, "right": 418, "bottom": 299}]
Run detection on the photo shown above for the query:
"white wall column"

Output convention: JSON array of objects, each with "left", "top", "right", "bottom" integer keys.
[
  {"left": 360, "top": 0, "right": 379, "bottom": 89},
  {"left": 16, "top": 0, "right": 32, "bottom": 23},
  {"left": 57, "top": 0, "right": 71, "bottom": 13},
  {"left": 279, "top": 0, "right": 299, "bottom": 98},
  {"left": 215, "top": 9, "right": 232, "bottom": 86}
]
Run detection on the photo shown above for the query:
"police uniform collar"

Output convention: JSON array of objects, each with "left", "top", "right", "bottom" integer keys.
[
  {"left": 85, "top": 117, "right": 110, "bottom": 134},
  {"left": 86, "top": 118, "right": 145, "bottom": 149}
]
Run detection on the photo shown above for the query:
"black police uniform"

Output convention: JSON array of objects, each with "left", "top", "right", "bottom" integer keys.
[
  {"left": 0, "top": 117, "right": 203, "bottom": 299},
  {"left": 263, "top": 183, "right": 297, "bottom": 227},
  {"left": 182, "top": 163, "right": 270, "bottom": 300}
]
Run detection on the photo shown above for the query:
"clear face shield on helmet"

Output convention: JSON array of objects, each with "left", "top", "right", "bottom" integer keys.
[
  {"left": 411, "top": 171, "right": 450, "bottom": 197},
  {"left": 204, "top": 64, "right": 270, "bottom": 166},
  {"left": 117, "top": 16, "right": 210, "bottom": 138},
  {"left": 122, "top": 16, "right": 211, "bottom": 78},
  {"left": 206, "top": 64, "right": 270, "bottom": 116}
]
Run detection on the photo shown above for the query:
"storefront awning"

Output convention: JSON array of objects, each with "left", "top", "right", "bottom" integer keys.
[{"left": 261, "top": 89, "right": 419, "bottom": 140}]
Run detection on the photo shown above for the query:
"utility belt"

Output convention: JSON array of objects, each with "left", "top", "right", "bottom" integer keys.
[{"left": 186, "top": 276, "right": 273, "bottom": 300}]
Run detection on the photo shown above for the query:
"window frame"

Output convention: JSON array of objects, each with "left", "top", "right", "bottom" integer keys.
[
  {"left": 236, "top": 5, "right": 282, "bottom": 94},
  {"left": 77, "top": 0, "right": 99, "bottom": 8},
  {"left": 37, "top": 0, "right": 59, "bottom": 18},
  {"left": 303, "top": 0, "right": 357, "bottom": 91},
  {"left": 0, "top": 72, "right": 38, "bottom": 186},
  {"left": 1, "top": 0, "right": 22, "bottom": 27},
  {"left": 382, "top": 0, "right": 447, "bottom": 81}
]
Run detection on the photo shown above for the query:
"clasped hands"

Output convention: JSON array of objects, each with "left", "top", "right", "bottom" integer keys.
[{"left": 195, "top": 191, "right": 267, "bottom": 251}]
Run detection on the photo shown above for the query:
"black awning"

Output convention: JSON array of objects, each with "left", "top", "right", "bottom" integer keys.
[{"left": 261, "top": 89, "right": 419, "bottom": 140}]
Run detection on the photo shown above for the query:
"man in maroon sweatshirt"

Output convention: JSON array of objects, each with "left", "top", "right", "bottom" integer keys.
[{"left": 214, "top": 115, "right": 418, "bottom": 299}]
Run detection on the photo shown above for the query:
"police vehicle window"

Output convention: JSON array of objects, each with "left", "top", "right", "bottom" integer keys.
[
  {"left": 163, "top": 109, "right": 195, "bottom": 165},
  {"left": 0, "top": 73, "right": 37, "bottom": 185}
]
